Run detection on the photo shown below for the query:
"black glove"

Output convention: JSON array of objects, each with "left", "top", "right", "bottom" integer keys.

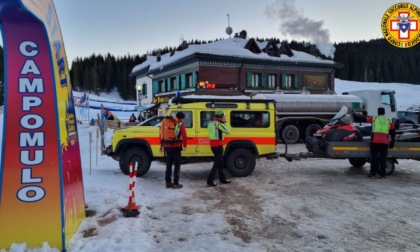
[
  {"left": 389, "top": 139, "right": 395, "bottom": 149},
  {"left": 389, "top": 129, "right": 396, "bottom": 149}
]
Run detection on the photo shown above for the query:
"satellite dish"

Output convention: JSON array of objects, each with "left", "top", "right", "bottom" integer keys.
[{"left": 226, "top": 26, "right": 233, "bottom": 36}]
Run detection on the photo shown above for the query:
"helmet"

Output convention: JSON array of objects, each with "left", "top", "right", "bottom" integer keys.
[
  {"left": 176, "top": 111, "right": 185, "bottom": 119},
  {"left": 214, "top": 110, "right": 225, "bottom": 118}
]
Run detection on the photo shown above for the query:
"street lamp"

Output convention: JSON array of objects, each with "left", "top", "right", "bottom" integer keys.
[{"left": 136, "top": 83, "right": 142, "bottom": 122}]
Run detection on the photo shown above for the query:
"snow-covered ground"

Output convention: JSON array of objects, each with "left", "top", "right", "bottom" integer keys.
[{"left": 1, "top": 79, "right": 420, "bottom": 252}]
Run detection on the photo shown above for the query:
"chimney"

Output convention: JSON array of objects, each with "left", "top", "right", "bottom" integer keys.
[
  {"left": 181, "top": 40, "right": 188, "bottom": 50},
  {"left": 156, "top": 50, "right": 161, "bottom": 62},
  {"left": 239, "top": 30, "right": 247, "bottom": 39}
]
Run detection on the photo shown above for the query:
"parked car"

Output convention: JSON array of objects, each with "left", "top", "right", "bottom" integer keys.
[
  {"left": 397, "top": 110, "right": 419, "bottom": 124},
  {"left": 137, "top": 116, "right": 165, "bottom": 127}
]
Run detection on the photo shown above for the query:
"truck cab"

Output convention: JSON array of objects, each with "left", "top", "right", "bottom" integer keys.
[{"left": 342, "top": 90, "right": 397, "bottom": 119}]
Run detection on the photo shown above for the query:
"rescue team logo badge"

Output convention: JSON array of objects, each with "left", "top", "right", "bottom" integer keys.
[{"left": 382, "top": 2, "right": 420, "bottom": 48}]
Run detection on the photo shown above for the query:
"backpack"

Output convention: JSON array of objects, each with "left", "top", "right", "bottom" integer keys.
[{"left": 160, "top": 116, "right": 182, "bottom": 143}]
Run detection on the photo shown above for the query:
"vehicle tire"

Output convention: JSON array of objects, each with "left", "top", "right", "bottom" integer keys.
[
  {"left": 304, "top": 123, "right": 322, "bottom": 139},
  {"left": 381, "top": 158, "right": 395, "bottom": 175},
  {"left": 225, "top": 148, "right": 256, "bottom": 177},
  {"left": 281, "top": 125, "right": 300, "bottom": 144},
  {"left": 120, "top": 147, "right": 151, "bottom": 177},
  {"left": 348, "top": 158, "right": 366, "bottom": 168}
]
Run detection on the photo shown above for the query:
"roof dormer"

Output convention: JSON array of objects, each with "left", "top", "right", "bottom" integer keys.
[
  {"left": 278, "top": 41, "right": 294, "bottom": 57},
  {"left": 263, "top": 40, "right": 280, "bottom": 57},
  {"left": 244, "top": 38, "right": 262, "bottom": 54}
]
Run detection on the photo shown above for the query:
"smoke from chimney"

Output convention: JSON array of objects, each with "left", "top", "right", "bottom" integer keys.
[{"left": 266, "top": 0, "right": 335, "bottom": 59}]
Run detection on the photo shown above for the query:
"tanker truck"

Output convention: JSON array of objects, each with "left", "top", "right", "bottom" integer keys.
[{"left": 253, "top": 89, "right": 397, "bottom": 143}]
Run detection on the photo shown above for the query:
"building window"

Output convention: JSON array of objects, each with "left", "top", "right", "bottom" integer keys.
[
  {"left": 186, "top": 73, "right": 193, "bottom": 88},
  {"left": 170, "top": 77, "right": 176, "bottom": 91},
  {"left": 282, "top": 74, "right": 297, "bottom": 89},
  {"left": 251, "top": 73, "right": 261, "bottom": 88},
  {"left": 142, "top": 84, "right": 147, "bottom": 98},
  {"left": 267, "top": 74, "right": 277, "bottom": 89},
  {"left": 159, "top": 80, "right": 165, "bottom": 92}
]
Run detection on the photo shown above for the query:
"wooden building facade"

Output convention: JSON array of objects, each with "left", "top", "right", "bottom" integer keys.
[{"left": 130, "top": 37, "right": 343, "bottom": 115}]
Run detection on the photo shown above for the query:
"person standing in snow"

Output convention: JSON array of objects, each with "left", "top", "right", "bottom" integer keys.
[
  {"left": 106, "top": 110, "right": 114, "bottom": 121},
  {"left": 160, "top": 111, "right": 187, "bottom": 189},
  {"left": 206, "top": 110, "right": 231, "bottom": 187},
  {"left": 129, "top": 113, "right": 136, "bottom": 122},
  {"left": 355, "top": 107, "right": 395, "bottom": 178}
]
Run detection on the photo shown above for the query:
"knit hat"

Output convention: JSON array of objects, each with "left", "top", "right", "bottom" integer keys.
[{"left": 176, "top": 111, "right": 185, "bottom": 119}]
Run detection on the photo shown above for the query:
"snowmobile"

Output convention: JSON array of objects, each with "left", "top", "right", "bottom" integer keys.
[
  {"left": 305, "top": 106, "right": 364, "bottom": 156},
  {"left": 280, "top": 107, "right": 420, "bottom": 176}
]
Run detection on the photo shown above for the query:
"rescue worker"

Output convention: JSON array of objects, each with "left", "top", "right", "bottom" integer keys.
[
  {"left": 356, "top": 107, "right": 395, "bottom": 178},
  {"left": 207, "top": 110, "right": 231, "bottom": 186},
  {"left": 160, "top": 112, "right": 187, "bottom": 189}
]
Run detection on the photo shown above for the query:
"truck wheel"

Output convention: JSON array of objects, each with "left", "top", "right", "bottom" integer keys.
[
  {"left": 381, "top": 158, "right": 395, "bottom": 175},
  {"left": 349, "top": 158, "right": 366, "bottom": 168},
  {"left": 120, "top": 147, "right": 151, "bottom": 176},
  {"left": 281, "top": 125, "right": 300, "bottom": 144},
  {"left": 304, "top": 124, "right": 321, "bottom": 140},
  {"left": 225, "top": 148, "right": 256, "bottom": 177}
]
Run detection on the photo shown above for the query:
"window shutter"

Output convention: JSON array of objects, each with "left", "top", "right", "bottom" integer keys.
[
  {"left": 282, "top": 74, "right": 286, "bottom": 89},
  {"left": 176, "top": 75, "right": 180, "bottom": 90},
  {"left": 294, "top": 74, "right": 298, "bottom": 88},
  {"left": 261, "top": 73, "right": 266, "bottom": 88},
  {"left": 192, "top": 71, "right": 197, "bottom": 87},
  {"left": 152, "top": 80, "right": 159, "bottom": 94},
  {"left": 181, "top": 74, "right": 186, "bottom": 89},
  {"left": 167, "top": 78, "right": 171, "bottom": 91},
  {"left": 246, "top": 72, "right": 253, "bottom": 88}
]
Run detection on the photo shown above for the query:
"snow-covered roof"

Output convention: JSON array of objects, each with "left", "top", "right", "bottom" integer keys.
[{"left": 132, "top": 38, "right": 336, "bottom": 74}]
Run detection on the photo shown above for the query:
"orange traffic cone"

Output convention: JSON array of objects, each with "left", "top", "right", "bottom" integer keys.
[{"left": 121, "top": 162, "right": 140, "bottom": 217}]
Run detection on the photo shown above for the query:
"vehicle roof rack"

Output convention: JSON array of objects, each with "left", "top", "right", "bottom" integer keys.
[{"left": 171, "top": 96, "right": 275, "bottom": 104}]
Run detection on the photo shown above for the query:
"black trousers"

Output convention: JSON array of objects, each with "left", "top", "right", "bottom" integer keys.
[
  {"left": 207, "top": 146, "right": 227, "bottom": 184},
  {"left": 165, "top": 147, "right": 181, "bottom": 184},
  {"left": 370, "top": 143, "right": 388, "bottom": 177}
]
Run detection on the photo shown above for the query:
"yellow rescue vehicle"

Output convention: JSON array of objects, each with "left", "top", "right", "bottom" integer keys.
[{"left": 106, "top": 97, "right": 277, "bottom": 176}]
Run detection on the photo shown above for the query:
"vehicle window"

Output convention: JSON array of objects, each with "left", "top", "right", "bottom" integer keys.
[
  {"left": 138, "top": 116, "right": 164, "bottom": 126},
  {"left": 200, "top": 111, "right": 215, "bottom": 128},
  {"left": 169, "top": 111, "right": 193, "bottom": 128},
  {"left": 231, "top": 111, "right": 269, "bottom": 128},
  {"left": 381, "top": 93, "right": 396, "bottom": 112},
  {"left": 148, "top": 117, "right": 163, "bottom": 126}
]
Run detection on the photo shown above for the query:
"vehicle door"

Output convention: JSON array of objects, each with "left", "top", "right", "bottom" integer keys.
[
  {"left": 195, "top": 110, "right": 214, "bottom": 156},
  {"left": 167, "top": 110, "right": 196, "bottom": 155}
]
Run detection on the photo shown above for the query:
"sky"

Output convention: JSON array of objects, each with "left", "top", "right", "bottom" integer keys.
[
  {"left": 50, "top": 0, "right": 408, "bottom": 63},
  {"left": 1, "top": 79, "right": 420, "bottom": 251}
]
